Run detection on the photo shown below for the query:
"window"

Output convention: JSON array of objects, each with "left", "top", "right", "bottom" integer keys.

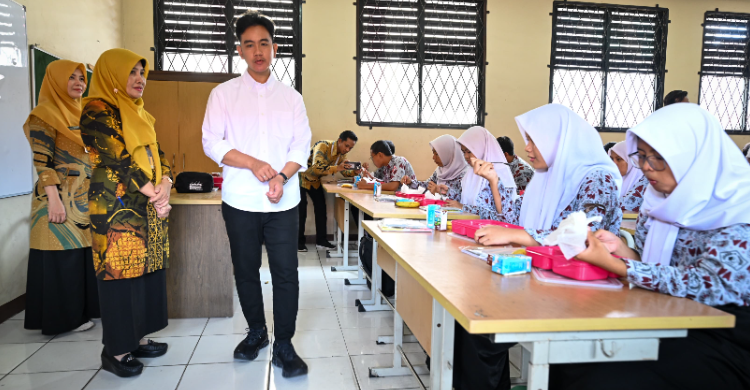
[
  {"left": 356, "top": 0, "right": 487, "bottom": 129},
  {"left": 698, "top": 11, "right": 750, "bottom": 133},
  {"left": 548, "top": 1, "right": 669, "bottom": 131},
  {"left": 153, "top": 0, "right": 303, "bottom": 91}
]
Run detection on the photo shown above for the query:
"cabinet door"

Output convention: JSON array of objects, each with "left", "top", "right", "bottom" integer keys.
[
  {"left": 142, "top": 81, "right": 179, "bottom": 173},
  {"left": 178, "top": 81, "right": 221, "bottom": 173}
]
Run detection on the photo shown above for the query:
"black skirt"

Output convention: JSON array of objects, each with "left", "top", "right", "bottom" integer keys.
[
  {"left": 24, "top": 248, "right": 101, "bottom": 335},
  {"left": 97, "top": 269, "right": 168, "bottom": 356}
]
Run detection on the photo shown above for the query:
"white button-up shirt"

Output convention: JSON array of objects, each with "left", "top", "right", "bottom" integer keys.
[{"left": 202, "top": 72, "right": 311, "bottom": 212}]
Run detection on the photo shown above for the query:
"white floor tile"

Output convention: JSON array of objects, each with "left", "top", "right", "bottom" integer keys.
[
  {"left": 86, "top": 364, "right": 185, "bottom": 390},
  {"left": 326, "top": 279, "right": 370, "bottom": 292},
  {"left": 178, "top": 361, "right": 269, "bottom": 390},
  {"left": 330, "top": 289, "right": 374, "bottom": 308},
  {"left": 290, "top": 329, "right": 348, "bottom": 359},
  {"left": 269, "top": 356, "right": 357, "bottom": 390},
  {"left": 0, "top": 370, "right": 97, "bottom": 390},
  {"left": 190, "top": 334, "right": 271, "bottom": 364},
  {"left": 323, "top": 269, "right": 360, "bottom": 280},
  {"left": 351, "top": 352, "right": 429, "bottom": 390},
  {"left": 12, "top": 340, "right": 101, "bottom": 374},
  {"left": 336, "top": 306, "right": 395, "bottom": 329},
  {"left": 203, "top": 311, "right": 273, "bottom": 336},
  {"left": 297, "top": 290, "right": 334, "bottom": 310},
  {"left": 0, "top": 321, "right": 54, "bottom": 345},
  {"left": 50, "top": 319, "right": 103, "bottom": 343},
  {"left": 298, "top": 279, "right": 332, "bottom": 292},
  {"left": 342, "top": 327, "right": 424, "bottom": 356},
  {"left": 139, "top": 336, "right": 199, "bottom": 367},
  {"left": 0, "top": 343, "right": 45, "bottom": 374},
  {"left": 10, "top": 310, "right": 25, "bottom": 320},
  {"left": 296, "top": 308, "right": 340, "bottom": 331},
  {"left": 148, "top": 318, "right": 208, "bottom": 338},
  {"left": 298, "top": 267, "right": 326, "bottom": 280}
]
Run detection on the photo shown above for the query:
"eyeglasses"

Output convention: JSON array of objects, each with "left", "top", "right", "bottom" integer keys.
[{"left": 629, "top": 152, "right": 667, "bottom": 171}]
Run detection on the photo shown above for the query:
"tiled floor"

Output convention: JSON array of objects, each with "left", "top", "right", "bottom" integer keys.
[{"left": 0, "top": 246, "right": 521, "bottom": 390}]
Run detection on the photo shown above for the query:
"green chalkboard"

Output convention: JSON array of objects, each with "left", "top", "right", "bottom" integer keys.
[{"left": 31, "top": 46, "right": 92, "bottom": 106}]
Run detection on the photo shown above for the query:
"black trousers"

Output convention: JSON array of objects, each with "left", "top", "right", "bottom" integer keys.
[
  {"left": 298, "top": 185, "right": 327, "bottom": 245},
  {"left": 453, "top": 323, "right": 512, "bottom": 390},
  {"left": 222, "top": 202, "right": 299, "bottom": 342}
]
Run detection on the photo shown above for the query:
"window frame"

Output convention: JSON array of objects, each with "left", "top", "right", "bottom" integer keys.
[
  {"left": 697, "top": 10, "right": 750, "bottom": 134},
  {"left": 547, "top": 1, "right": 669, "bottom": 133},
  {"left": 354, "top": 0, "right": 488, "bottom": 130},
  {"left": 152, "top": 0, "right": 304, "bottom": 92}
]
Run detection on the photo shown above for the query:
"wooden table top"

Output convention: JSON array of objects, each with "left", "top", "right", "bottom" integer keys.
[
  {"left": 623, "top": 210, "right": 638, "bottom": 220},
  {"left": 321, "top": 181, "right": 395, "bottom": 195},
  {"left": 340, "top": 192, "right": 479, "bottom": 220},
  {"left": 169, "top": 189, "right": 222, "bottom": 205},
  {"left": 362, "top": 221, "right": 734, "bottom": 335}
]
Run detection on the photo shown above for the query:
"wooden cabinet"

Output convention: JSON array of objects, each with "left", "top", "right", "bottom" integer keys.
[{"left": 143, "top": 77, "right": 234, "bottom": 174}]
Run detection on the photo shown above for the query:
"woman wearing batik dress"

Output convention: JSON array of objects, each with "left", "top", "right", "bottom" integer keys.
[
  {"left": 81, "top": 48, "right": 173, "bottom": 378},
  {"left": 609, "top": 141, "right": 649, "bottom": 212},
  {"left": 24, "top": 60, "right": 100, "bottom": 335},
  {"left": 401, "top": 134, "right": 468, "bottom": 201}
]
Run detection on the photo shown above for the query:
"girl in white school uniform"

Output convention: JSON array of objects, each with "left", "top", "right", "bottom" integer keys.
[
  {"left": 609, "top": 140, "right": 649, "bottom": 212},
  {"left": 400, "top": 134, "right": 469, "bottom": 201},
  {"left": 445, "top": 126, "right": 517, "bottom": 220},
  {"left": 551, "top": 104, "right": 750, "bottom": 390}
]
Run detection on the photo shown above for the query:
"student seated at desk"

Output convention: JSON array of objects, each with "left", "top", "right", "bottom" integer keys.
[
  {"left": 551, "top": 104, "right": 750, "bottom": 390},
  {"left": 357, "top": 140, "right": 416, "bottom": 192},
  {"left": 609, "top": 140, "right": 648, "bottom": 213},
  {"left": 400, "top": 134, "right": 468, "bottom": 201},
  {"left": 446, "top": 126, "right": 516, "bottom": 220}
]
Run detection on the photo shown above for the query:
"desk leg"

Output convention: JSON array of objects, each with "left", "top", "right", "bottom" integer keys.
[
  {"left": 520, "top": 341, "right": 550, "bottom": 390},
  {"left": 345, "top": 209, "right": 368, "bottom": 285},
  {"left": 358, "top": 236, "right": 391, "bottom": 312},
  {"left": 328, "top": 196, "right": 344, "bottom": 259},
  {"left": 332, "top": 199, "right": 359, "bottom": 271},
  {"left": 430, "top": 299, "right": 455, "bottom": 390}
]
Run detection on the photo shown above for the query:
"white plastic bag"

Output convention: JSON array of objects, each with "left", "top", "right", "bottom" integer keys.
[
  {"left": 399, "top": 184, "right": 425, "bottom": 194},
  {"left": 542, "top": 211, "right": 601, "bottom": 259}
]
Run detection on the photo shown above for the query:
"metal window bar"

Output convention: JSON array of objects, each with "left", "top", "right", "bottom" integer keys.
[
  {"left": 697, "top": 11, "right": 750, "bottom": 133},
  {"left": 356, "top": 0, "right": 487, "bottom": 129},
  {"left": 153, "top": 0, "right": 303, "bottom": 92},
  {"left": 548, "top": 1, "right": 669, "bottom": 132}
]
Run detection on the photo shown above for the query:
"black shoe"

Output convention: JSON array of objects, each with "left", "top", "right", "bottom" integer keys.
[
  {"left": 101, "top": 348, "right": 143, "bottom": 377},
  {"left": 298, "top": 243, "right": 308, "bottom": 253},
  {"left": 131, "top": 339, "right": 168, "bottom": 358},
  {"left": 234, "top": 327, "right": 269, "bottom": 361},
  {"left": 316, "top": 241, "right": 336, "bottom": 249},
  {"left": 272, "top": 342, "right": 308, "bottom": 378}
]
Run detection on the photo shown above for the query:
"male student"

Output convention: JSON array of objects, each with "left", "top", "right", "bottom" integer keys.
[
  {"left": 496, "top": 136, "right": 534, "bottom": 192},
  {"left": 298, "top": 131, "right": 359, "bottom": 252},
  {"left": 201, "top": 10, "right": 311, "bottom": 378},
  {"left": 663, "top": 90, "right": 689, "bottom": 106}
]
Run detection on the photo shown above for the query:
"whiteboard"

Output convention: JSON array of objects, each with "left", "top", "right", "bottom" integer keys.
[{"left": 0, "top": 0, "right": 32, "bottom": 199}]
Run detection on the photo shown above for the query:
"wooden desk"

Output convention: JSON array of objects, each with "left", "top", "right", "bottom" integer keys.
[
  {"left": 167, "top": 190, "right": 232, "bottom": 318},
  {"left": 362, "top": 221, "right": 734, "bottom": 390},
  {"left": 623, "top": 210, "right": 638, "bottom": 220}
]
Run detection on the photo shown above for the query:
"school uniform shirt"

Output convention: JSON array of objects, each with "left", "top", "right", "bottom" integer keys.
[
  {"left": 374, "top": 155, "right": 416, "bottom": 183},
  {"left": 462, "top": 181, "right": 516, "bottom": 221},
  {"left": 408, "top": 168, "right": 466, "bottom": 201},
  {"left": 509, "top": 156, "right": 534, "bottom": 192},
  {"left": 300, "top": 140, "right": 357, "bottom": 190},
  {"left": 620, "top": 174, "right": 649, "bottom": 213},
  {"left": 202, "top": 72, "right": 312, "bottom": 212}
]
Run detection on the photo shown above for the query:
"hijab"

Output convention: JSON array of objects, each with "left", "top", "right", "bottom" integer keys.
[
  {"left": 627, "top": 103, "right": 750, "bottom": 265},
  {"left": 429, "top": 135, "right": 469, "bottom": 184},
  {"left": 456, "top": 126, "right": 516, "bottom": 206},
  {"left": 83, "top": 48, "right": 162, "bottom": 183},
  {"left": 26, "top": 60, "right": 87, "bottom": 147},
  {"left": 515, "top": 104, "right": 622, "bottom": 230},
  {"left": 609, "top": 141, "right": 644, "bottom": 196}
]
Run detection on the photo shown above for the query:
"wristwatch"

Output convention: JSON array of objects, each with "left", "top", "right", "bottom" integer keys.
[
  {"left": 279, "top": 172, "right": 289, "bottom": 185},
  {"left": 162, "top": 176, "right": 173, "bottom": 185}
]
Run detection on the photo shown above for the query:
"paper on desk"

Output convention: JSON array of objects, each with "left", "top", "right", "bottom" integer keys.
[
  {"left": 542, "top": 211, "right": 601, "bottom": 260},
  {"left": 398, "top": 184, "right": 425, "bottom": 194}
]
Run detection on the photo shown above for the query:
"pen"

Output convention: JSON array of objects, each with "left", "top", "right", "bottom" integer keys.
[{"left": 117, "top": 196, "right": 125, "bottom": 207}]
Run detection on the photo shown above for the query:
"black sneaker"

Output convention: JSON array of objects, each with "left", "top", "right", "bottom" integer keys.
[
  {"left": 234, "top": 327, "right": 269, "bottom": 361},
  {"left": 101, "top": 348, "right": 143, "bottom": 377},
  {"left": 298, "top": 243, "right": 308, "bottom": 253},
  {"left": 131, "top": 339, "right": 168, "bottom": 358},
  {"left": 316, "top": 241, "right": 336, "bottom": 249},
  {"left": 272, "top": 341, "right": 308, "bottom": 378}
]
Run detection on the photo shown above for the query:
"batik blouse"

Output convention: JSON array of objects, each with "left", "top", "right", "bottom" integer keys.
[
  {"left": 509, "top": 156, "right": 535, "bottom": 193},
  {"left": 461, "top": 181, "right": 516, "bottom": 221},
  {"left": 620, "top": 174, "right": 649, "bottom": 213},
  {"left": 374, "top": 155, "right": 416, "bottom": 183},
  {"left": 408, "top": 168, "right": 466, "bottom": 201}
]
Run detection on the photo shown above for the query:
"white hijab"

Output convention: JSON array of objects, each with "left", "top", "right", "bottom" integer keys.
[
  {"left": 430, "top": 135, "right": 469, "bottom": 184},
  {"left": 609, "top": 141, "right": 644, "bottom": 195},
  {"left": 516, "top": 104, "right": 622, "bottom": 230},
  {"left": 628, "top": 103, "right": 750, "bottom": 265},
  {"left": 457, "top": 126, "right": 516, "bottom": 206}
]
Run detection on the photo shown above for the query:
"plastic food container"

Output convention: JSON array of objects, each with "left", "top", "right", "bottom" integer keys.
[
  {"left": 420, "top": 199, "right": 446, "bottom": 207},
  {"left": 526, "top": 246, "right": 564, "bottom": 270},
  {"left": 552, "top": 257, "right": 610, "bottom": 281},
  {"left": 452, "top": 220, "right": 523, "bottom": 238},
  {"left": 213, "top": 177, "right": 223, "bottom": 190},
  {"left": 395, "top": 192, "right": 425, "bottom": 201}
]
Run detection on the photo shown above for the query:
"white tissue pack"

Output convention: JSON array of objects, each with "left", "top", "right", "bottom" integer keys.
[{"left": 541, "top": 211, "right": 602, "bottom": 260}]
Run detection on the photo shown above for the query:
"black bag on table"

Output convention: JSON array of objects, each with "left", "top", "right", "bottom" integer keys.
[
  {"left": 175, "top": 172, "right": 213, "bottom": 193},
  {"left": 359, "top": 233, "right": 395, "bottom": 297}
]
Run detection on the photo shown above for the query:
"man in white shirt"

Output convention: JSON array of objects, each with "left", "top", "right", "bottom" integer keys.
[{"left": 202, "top": 11, "right": 311, "bottom": 378}]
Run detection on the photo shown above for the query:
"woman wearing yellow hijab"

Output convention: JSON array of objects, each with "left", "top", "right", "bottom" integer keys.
[
  {"left": 80, "top": 48, "right": 173, "bottom": 377},
  {"left": 24, "top": 59, "right": 100, "bottom": 336}
]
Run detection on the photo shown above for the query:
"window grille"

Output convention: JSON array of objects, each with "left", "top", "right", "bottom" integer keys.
[
  {"left": 548, "top": 1, "right": 669, "bottom": 132},
  {"left": 153, "top": 0, "right": 302, "bottom": 91},
  {"left": 356, "top": 0, "right": 487, "bottom": 129},
  {"left": 698, "top": 11, "right": 750, "bottom": 133}
]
